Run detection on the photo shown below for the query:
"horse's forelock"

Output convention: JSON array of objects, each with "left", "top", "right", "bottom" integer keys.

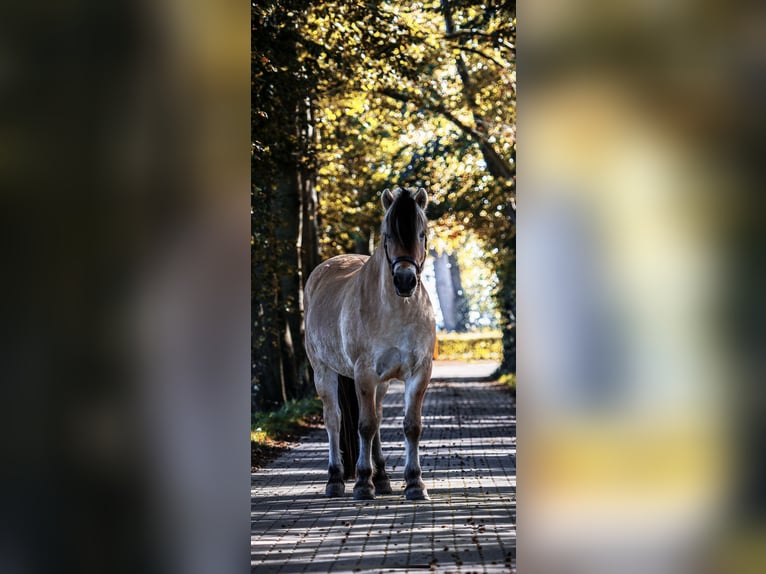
[{"left": 385, "top": 189, "right": 424, "bottom": 250}]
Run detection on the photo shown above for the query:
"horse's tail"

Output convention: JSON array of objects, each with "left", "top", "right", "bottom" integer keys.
[{"left": 338, "top": 374, "right": 359, "bottom": 480}]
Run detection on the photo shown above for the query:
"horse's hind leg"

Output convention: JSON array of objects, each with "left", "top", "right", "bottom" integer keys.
[
  {"left": 315, "top": 366, "right": 345, "bottom": 497},
  {"left": 372, "top": 381, "right": 392, "bottom": 495}
]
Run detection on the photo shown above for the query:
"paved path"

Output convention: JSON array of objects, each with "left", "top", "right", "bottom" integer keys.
[{"left": 251, "top": 361, "right": 516, "bottom": 573}]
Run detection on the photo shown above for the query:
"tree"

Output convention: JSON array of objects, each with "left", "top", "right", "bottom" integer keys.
[
  {"left": 433, "top": 251, "right": 469, "bottom": 332},
  {"left": 252, "top": 0, "right": 517, "bottom": 414},
  {"left": 309, "top": 0, "right": 516, "bottom": 371},
  {"left": 252, "top": 1, "right": 321, "bottom": 409}
]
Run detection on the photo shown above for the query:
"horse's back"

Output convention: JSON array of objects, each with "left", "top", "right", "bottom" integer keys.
[{"left": 305, "top": 254, "right": 368, "bottom": 303}]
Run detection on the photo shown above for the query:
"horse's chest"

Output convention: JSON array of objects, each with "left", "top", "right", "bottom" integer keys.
[
  {"left": 369, "top": 327, "right": 428, "bottom": 380},
  {"left": 338, "top": 300, "right": 433, "bottom": 380}
]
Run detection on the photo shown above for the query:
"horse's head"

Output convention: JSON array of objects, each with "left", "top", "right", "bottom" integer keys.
[{"left": 381, "top": 187, "right": 429, "bottom": 297}]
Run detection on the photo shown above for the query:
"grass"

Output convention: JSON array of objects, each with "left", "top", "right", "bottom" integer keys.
[
  {"left": 251, "top": 395, "right": 323, "bottom": 444},
  {"left": 436, "top": 330, "right": 502, "bottom": 361},
  {"left": 497, "top": 372, "right": 516, "bottom": 391},
  {"left": 438, "top": 329, "right": 502, "bottom": 341}
]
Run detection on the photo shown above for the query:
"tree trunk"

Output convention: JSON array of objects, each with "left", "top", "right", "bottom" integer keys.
[
  {"left": 274, "top": 105, "right": 320, "bottom": 399},
  {"left": 251, "top": 242, "right": 286, "bottom": 409},
  {"left": 499, "top": 283, "right": 516, "bottom": 374},
  {"left": 299, "top": 97, "right": 320, "bottom": 280},
  {"left": 296, "top": 97, "right": 320, "bottom": 397},
  {"left": 447, "top": 252, "right": 469, "bottom": 332},
  {"left": 273, "top": 174, "right": 301, "bottom": 398},
  {"left": 496, "top": 249, "right": 516, "bottom": 375},
  {"left": 269, "top": 32, "right": 322, "bottom": 401},
  {"left": 433, "top": 251, "right": 457, "bottom": 331},
  {"left": 252, "top": 1, "right": 318, "bottom": 410},
  {"left": 441, "top": 0, "right": 514, "bottom": 185}
]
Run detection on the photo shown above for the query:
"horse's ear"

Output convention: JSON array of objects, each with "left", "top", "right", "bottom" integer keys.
[
  {"left": 382, "top": 188, "right": 394, "bottom": 210},
  {"left": 414, "top": 188, "right": 428, "bottom": 210}
]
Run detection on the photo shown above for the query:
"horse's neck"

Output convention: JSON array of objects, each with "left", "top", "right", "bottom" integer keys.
[{"left": 357, "top": 246, "right": 389, "bottom": 299}]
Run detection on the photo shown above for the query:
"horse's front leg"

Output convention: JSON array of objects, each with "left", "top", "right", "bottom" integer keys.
[
  {"left": 372, "top": 381, "right": 392, "bottom": 495},
  {"left": 353, "top": 367, "right": 379, "bottom": 500},
  {"left": 403, "top": 369, "right": 430, "bottom": 500}
]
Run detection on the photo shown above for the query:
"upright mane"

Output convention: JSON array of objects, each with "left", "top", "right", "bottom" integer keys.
[{"left": 384, "top": 189, "right": 426, "bottom": 250}]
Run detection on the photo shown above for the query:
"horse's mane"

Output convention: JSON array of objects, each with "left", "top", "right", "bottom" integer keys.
[{"left": 385, "top": 189, "right": 425, "bottom": 250}]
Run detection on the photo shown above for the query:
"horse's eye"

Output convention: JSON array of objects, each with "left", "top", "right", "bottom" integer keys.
[{"left": 420, "top": 232, "right": 426, "bottom": 239}]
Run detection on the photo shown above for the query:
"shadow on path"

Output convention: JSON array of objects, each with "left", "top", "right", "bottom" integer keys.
[{"left": 251, "top": 361, "right": 516, "bottom": 573}]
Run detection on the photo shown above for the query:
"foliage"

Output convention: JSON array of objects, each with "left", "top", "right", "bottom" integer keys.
[
  {"left": 497, "top": 372, "right": 516, "bottom": 391},
  {"left": 252, "top": 0, "right": 516, "bottom": 414},
  {"left": 251, "top": 395, "right": 323, "bottom": 442},
  {"left": 310, "top": 1, "right": 516, "bottom": 258},
  {"left": 436, "top": 330, "right": 502, "bottom": 361},
  {"left": 252, "top": 0, "right": 319, "bottom": 410},
  {"left": 307, "top": 0, "right": 516, "bottom": 373},
  {"left": 446, "top": 232, "right": 501, "bottom": 329}
]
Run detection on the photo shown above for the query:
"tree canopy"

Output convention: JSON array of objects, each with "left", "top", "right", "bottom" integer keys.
[{"left": 253, "top": 0, "right": 516, "bottom": 409}]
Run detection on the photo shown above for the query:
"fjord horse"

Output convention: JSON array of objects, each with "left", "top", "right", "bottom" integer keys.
[{"left": 304, "top": 187, "right": 436, "bottom": 500}]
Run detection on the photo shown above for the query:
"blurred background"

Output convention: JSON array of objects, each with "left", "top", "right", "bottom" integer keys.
[
  {"left": 3, "top": 0, "right": 766, "bottom": 573},
  {"left": 520, "top": 1, "right": 766, "bottom": 573},
  {"left": 0, "top": 1, "right": 249, "bottom": 573}
]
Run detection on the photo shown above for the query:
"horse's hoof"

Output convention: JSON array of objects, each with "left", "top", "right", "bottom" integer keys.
[
  {"left": 405, "top": 487, "right": 430, "bottom": 501},
  {"left": 374, "top": 477, "right": 393, "bottom": 495},
  {"left": 325, "top": 482, "right": 345, "bottom": 497},
  {"left": 353, "top": 486, "right": 375, "bottom": 500}
]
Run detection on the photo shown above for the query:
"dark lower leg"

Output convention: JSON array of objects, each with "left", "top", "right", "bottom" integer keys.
[
  {"left": 353, "top": 418, "right": 377, "bottom": 500},
  {"left": 372, "top": 432, "right": 392, "bottom": 494},
  {"left": 326, "top": 464, "right": 345, "bottom": 497},
  {"left": 323, "top": 400, "right": 345, "bottom": 498},
  {"left": 403, "top": 416, "right": 428, "bottom": 500}
]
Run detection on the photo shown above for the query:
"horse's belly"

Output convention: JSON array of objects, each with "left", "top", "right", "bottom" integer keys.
[
  {"left": 305, "top": 309, "right": 353, "bottom": 376},
  {"left": 304, "top": 257, "right": 366, "bottom": 378}
]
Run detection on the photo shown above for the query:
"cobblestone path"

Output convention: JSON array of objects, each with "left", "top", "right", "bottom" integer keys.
[{"left": 251, "top": 361, "right": 516, "bottom": 573}]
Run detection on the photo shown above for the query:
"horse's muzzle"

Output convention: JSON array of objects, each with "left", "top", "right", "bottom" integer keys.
[{"left": 393, "top": 268, "right": 418, "bottom": 297}]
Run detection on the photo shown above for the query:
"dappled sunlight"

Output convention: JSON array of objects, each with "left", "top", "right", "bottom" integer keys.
[
  {"left": 253, "top": 1, "right": 515, "bottom": 570},
  {"left": 252, "top": 365, "right": 515, "bottom": 571}
]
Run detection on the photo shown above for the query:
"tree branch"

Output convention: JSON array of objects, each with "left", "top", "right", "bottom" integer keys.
[
  {"left": 445, "top": 43, "right": 508, "bottom": 68},
  {"left": 378, "top": 87, "right": 515, "bottom": 188},
  {"left": 443, "top": 29, "right": 515, "bottom": 51},
  {"left": 379, "top": 88, "right": 482, "bottom": 144},
  {"left": 439, "top": 0, "right": 515, "bottom": 185}
]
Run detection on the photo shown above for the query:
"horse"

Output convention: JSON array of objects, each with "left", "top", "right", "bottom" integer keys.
[{"left": 304, "top": 187, "right": 436, "bottom": 501}]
